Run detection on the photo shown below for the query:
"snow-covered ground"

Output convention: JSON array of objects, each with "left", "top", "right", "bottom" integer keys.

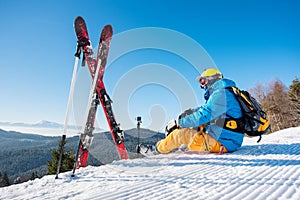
[{"left": 1, "top": 127, "right": 300, "bottom": 200}]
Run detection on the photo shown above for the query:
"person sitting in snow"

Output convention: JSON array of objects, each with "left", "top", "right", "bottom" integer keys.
[{"left": 141, "top": 68, "right": 244, "bottom": 155}]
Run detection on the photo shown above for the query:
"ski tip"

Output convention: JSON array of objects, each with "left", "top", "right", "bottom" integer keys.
[
  {"left": 74, "top": 16, "right": 86, "bottom": 28},
  {"left": 75, "top": 16, "right": 84, "bottom": 21},
  {"left": 100, "top": 25, "right": 113, "bottom": 42},
  {"left": 104, "top": 24, "right": 113, "bottom": 30},
  {"left": 103, "top": 24, "right": 113, "bottom": 33}
]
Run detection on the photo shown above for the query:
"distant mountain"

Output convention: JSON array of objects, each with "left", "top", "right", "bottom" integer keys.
[
  {"left": 32, "top": 120, "right": 63, "bottom": 128},
  {"left": 0, "top": 120, "right": 103, "bottom": 131},
  {"left": 0, "top": 120, "right": 63, "bottom": 128}
]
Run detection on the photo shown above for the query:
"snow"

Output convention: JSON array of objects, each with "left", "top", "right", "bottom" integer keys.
[{"left": 1, "top": 127, "right": 300, "bottom": 200}]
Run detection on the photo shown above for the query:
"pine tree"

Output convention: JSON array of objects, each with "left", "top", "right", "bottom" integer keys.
[
  {"left": 47, "top": 138, "right": 75, "bottom": 175},
  {"left": 288, "top": 77, "right": 300, "bottom": 126},
  {"left": 2, "top": 172, "right": 10, "bottom": 187}
]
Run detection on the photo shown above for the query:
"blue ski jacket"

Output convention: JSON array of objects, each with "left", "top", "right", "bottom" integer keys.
[{"left": 178, "top": 78, "right": 244, "bottom": 152}]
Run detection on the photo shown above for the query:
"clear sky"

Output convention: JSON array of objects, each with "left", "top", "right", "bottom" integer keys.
[{"left": 0, "top": 0, "right": 299, "bottom": 132}]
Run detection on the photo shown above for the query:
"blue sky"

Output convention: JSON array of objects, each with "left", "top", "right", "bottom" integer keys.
[{"left": 0, "top": 0, "right": 299, "bottom": 132}]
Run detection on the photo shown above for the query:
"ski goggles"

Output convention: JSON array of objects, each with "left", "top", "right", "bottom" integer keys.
[
  {"left": 199, "top": 77, "right": 208, "bottom": 88},
  {"left": 196, "top": 74, "right": 223, "bottom": 89},
  {"left": 196, "top": 76, "right": 209, "bottom": 88}
]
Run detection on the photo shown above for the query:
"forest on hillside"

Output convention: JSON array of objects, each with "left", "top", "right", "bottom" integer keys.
[
  {"left": 250, "top": 77, "right": 300, "bottom": 132},
  {"left": 0, "top": 128, "right": 164, "bottom": 187}
]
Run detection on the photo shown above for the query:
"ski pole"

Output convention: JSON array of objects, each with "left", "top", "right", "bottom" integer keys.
[{"left": 55, "top": 46, "right": 81, "bottom": 179}]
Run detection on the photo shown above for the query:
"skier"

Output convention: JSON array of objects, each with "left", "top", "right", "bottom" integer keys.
[{"left": 141, "top": 68, "right": 244, "bottom": 155}]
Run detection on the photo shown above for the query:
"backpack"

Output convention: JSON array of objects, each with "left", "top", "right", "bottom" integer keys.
[{"left": 224, "top": 86, "right": 271, "bottom": 142}]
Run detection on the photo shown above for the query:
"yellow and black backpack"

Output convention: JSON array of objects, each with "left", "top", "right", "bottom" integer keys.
[{"left": 224, "top": 86, "right": 271, "bottom": 142}]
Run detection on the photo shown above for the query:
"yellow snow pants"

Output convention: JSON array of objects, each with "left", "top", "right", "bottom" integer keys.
[{"left": 156, "top": 128, "right": 227, "bottom": 154}]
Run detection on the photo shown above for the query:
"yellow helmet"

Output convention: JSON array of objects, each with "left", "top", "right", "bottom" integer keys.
[{"left": 196, "top": 68, "right": 223, "bottom": 88}]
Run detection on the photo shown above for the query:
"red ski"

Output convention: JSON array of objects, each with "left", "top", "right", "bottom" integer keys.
[{"left": 72, "top": 16, "right": 128, "bottom": 175}]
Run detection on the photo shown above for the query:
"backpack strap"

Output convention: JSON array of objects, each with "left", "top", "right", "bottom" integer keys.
[
  {"left": 212, "top": 86, "right": 246, "bottom": 133},
  {"left": 208, "top": 86, "right": 245, "bottom": 134}
]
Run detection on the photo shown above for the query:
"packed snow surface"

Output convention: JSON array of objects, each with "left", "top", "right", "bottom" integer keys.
[{"left": 1, "top": 127, "right": 300, "bottom": 200}]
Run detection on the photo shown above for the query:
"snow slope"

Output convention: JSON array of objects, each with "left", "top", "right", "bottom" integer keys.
[{"left": 1, "top": 127, "right": 300, "bottom": 200}]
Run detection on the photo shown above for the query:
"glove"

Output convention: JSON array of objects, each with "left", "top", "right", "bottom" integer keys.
[
  {"left": 165, "top": 119, "right": 179, "bottom": 137},
  {"left": 178, "top": 108, "right": 194, "bottom": 120}
]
